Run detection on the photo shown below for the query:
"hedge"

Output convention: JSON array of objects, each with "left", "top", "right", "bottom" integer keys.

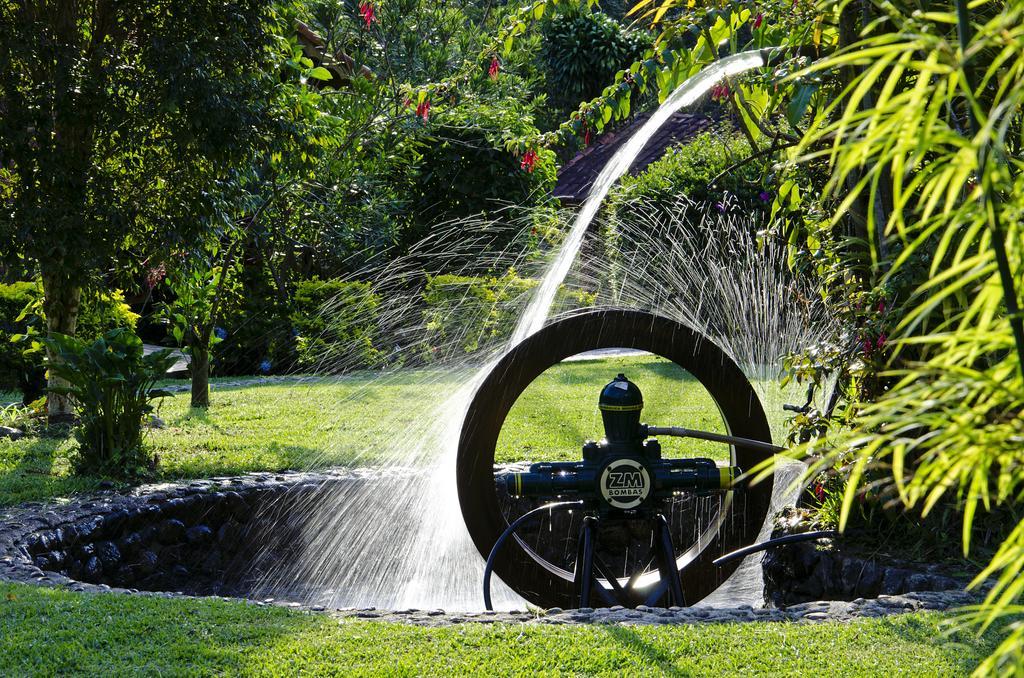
[
  {"left": 421, "top": 270, "right": 596, "bottom": 360},
  {"left": 291, "top": 279, "right": 381, "bottom": 371}
]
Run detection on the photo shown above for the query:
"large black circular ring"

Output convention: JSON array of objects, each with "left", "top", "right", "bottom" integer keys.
[{"left": 457, "top": 309, "right": 775, "bottom": 609}]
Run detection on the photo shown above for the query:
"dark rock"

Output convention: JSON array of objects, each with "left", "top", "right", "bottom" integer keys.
[
  {"left": 137, "top": 551, "right": 159, "bottom": 575},
  {"left": 117, "top": 532, "right": 143, "bottom": 556},
  {"left": 185, "top": 525, "right": 213, "bottom": 545},
  {"left": 217, "top": 521, "right": 242, "bottom": 545},
  {"left": 158, "top": 519, "right": 186, "bottom": 544},
  {"left": 223, "top": 492, "right": 250, "bottom": 521},
  {"left": 95, "top": 541, "right": 122, "bottom": 570},
  {"left": 103, "top": 510, "right": 131, "bottom": 534},
  {"left": 0, "top": 426, "right": 24, "bottom": 440},
  {"left": 83, "top": 556, "right": 103, "bottom": 579}
]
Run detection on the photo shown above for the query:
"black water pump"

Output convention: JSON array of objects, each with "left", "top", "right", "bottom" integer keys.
[
  {"left": 458, "top": 310, "right": 786, "bottom": 611},
  {"left": 503, "top": 374, "right": 738, "bottom": 514}
]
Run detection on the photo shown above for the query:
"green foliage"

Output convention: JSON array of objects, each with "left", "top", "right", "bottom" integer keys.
[
  {"left": 0, "top": 283, "right": 42, "bottom": 396},
  {"left": 609, "top": 130, "right": 768, "bottom": 221},
  {"left": 744, "top": 1, "right": 1024, "bottom": 672},
  {"left": 0, "top": 283, "right": 137, "bottom": 398},
  {"left": 292, "top": 279, "right": 381, "bottom": 370},
  {"left": 42, "top": 329, "right": 174, "bottom": 477},
  {"left": 409, "top": 94, "right": 557, "bottom": 242},
  {"left": 542, "top": 10, "right": 651, "bottom": 111},
  {"left": 215, "top": 263, "right": 296, "bottom": 376},
  {"left": 157, "top": 257, "right": 235, "bottom": 357},
  {"left": 422, "top": 270, "right": 538, "bottom": 358},
  {"left": 0, "top": 0, "right": 298, "bottom": 281}
]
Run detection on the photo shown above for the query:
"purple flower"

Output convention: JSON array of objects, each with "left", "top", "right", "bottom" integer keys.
[
  {"left": 759, "top": 190, "right": 772, "bottom": 202},
  {"left": 214, "top": 327, "right": 228, "bottom": 340},
  {"left": 259, "top": 359, "right": 272, "bottom": 374},
  {"left": 715, "top": 202, "right": 727, "bottom": 213}
]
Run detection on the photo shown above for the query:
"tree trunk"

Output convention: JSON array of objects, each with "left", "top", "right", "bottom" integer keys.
[
  {"left": 40, "top": 266, "right": 82, "bottom": 419},
  {"left": 190, "top": 344, "right": 211, "bottom": 408}
]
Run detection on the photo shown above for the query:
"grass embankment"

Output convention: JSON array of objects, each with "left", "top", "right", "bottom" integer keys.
[
  {"left": 0, "top": 355, "right": 727, "bottom": 506},
  {"left": 0, "top": 582, "right": 996, "bottom": 676}
]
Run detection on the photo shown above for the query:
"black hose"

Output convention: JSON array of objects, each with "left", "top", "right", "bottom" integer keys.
[
  {"left": 483, "top": 500, "right": 585, "bottom": 611},
  {"left": 711, "top": 530, "right": 838, "bottom": 567},
  {"left": 645, "top": 425, "right": 784, "bottom": 454}
]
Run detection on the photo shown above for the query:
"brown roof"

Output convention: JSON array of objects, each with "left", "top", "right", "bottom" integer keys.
[
  {"left": 295, "top": 21, "right": 373, "bottom": 89},
  {"left": 553, "top": 111, "right": 715, "bottom": 203}
]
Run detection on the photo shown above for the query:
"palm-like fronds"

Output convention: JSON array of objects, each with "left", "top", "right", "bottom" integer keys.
[{"left": 775, "top": 0, "right": 1024, "bottom": 672}]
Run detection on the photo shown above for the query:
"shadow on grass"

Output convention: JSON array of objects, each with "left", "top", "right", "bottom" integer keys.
[
  {"left": 602, "top": 624, "right": 687, "bottom": 676},
  {"left": 0, "top": 433, "right": 106, "bottom": 507}
]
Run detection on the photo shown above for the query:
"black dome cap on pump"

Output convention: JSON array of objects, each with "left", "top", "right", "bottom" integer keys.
[{"left": 599, "top": 373, "right": 644, "bottom": 444}]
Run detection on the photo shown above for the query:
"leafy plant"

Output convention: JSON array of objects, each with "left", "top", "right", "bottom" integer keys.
[
  {"left": 43, "top": 329, "right": 175, "bottom": 478},
  {"left": 422, "top": 269, "right": 538, "bottom": 358},
  {"left": 292, "top": 278, "right": 381, "bottom": 371},
  {"left": 1, "top": 283, "right": 138, "bottom": 403},
  {"left": 608, "top": 130, "right": 770, "bottom": 223},
  {"left": 751, "top": 1, "right": 1024, "bottom": 672},
  {"left": 542, "top": 9, "right": 651, "bottom": 111}
]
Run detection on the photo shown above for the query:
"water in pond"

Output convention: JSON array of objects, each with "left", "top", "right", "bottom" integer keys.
[{"left": 253, "top": 49, "right": 835, "bottom": 611}]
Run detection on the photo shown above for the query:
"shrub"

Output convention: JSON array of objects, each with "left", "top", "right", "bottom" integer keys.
[
  {"left": 542, "top": 10, "right": 651, "bottom": 112},
  {"left": 608, "top": 130, "right": 769, "bottom": 223},
  {"left": 423, "top": 270, "right": 536, "bottom": 359},
  {"left": 43, "top": 329, "right": 174, "bottom": 477},
  {"left": 0, "top": 282, "right": 138, "bottom": 401},
  {"left": 421, "top": 270, "right": 597, "bottom": 359},
  {"left": 291, "top": 279, "right": 381, "bottom": 371},
  {"left": 408, "top": 95, "right": 557, "bottom": 245}
]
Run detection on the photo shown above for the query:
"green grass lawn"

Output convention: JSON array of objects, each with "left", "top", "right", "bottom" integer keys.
[
  {"left": 0, "top": 356, "right": 730, "bottom": 506},
  {"left": 0, "top": 582, "right": 996, "bottom": 676}
]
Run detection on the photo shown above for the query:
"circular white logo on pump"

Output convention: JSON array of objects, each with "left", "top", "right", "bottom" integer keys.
[{"left": 599, "top": 460, "right": 651, "bottom": 510}]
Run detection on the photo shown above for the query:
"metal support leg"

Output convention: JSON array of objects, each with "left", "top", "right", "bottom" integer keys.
[
  {"left": 574, "top": 515, "right": 599, "bottom": 608},
  {"left": 653, "top": 513, "right": 684, "bottom": 607}
]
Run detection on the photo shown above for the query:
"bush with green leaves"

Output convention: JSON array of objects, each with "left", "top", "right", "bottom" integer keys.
[
  {"left": 408, "top": 93, "right": 557, "bottom": 245},
  {"left": 541, "top": 10, "right": 651, "bottom": 112},
  {"left": 0, "top": 283, "right": 138, "bottom": 401},
  {"left": 292, "top": 279, "right": 381, "bottom": 371},
  {"left": 421, "top": 270, "right": 597, "bottom": 360},
  {"left": 607, "top": 130, "right": 770, "bottom": 223},
  {"left": 43, "top": 329, "right": 174, "bottom": 478},
  {"left": 422, "top": 270, "right": 538, "bottom": 359}
]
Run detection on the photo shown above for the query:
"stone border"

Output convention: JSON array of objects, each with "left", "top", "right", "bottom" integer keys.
[{"left": 0, "top": 471, "right": 977, "bottom": 626}]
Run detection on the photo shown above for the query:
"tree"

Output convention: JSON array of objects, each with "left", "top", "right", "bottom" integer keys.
[{"left": 0, "top": 1, "right": 294, "bottom": 416}]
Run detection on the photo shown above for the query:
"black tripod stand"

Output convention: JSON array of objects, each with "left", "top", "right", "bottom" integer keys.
[{"left": 573, "top": 512, "right": 685, "bottom": 608}]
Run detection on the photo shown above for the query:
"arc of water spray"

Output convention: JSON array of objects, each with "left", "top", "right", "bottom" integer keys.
[
  {"left": 511, "top": 49, "right": 774, "bottom": 345},
  {"left": 258, "top": 48, "right": 790, "bottom": 612}
]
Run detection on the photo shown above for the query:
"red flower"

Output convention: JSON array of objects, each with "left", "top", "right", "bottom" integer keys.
[
  {"left": 358, "top": 2, "right": 375, "bottom": 28},
  {"left": 520, "top": 149, "right": 537, "bottom": 173},
  {"left": 813, "top": 482, "right": 825, "bottom": 502},
  {"left": 488, "top": 57, "right": 500, "bottom": 80},
  {"left": 416, "top": 99, "right": 430, "bottom": 122},
  {"left": 403, "top": 97, "right": 413, "bottom": 108},
  {"left": 753, "top": 13, "right": 764, "bottom": 29},
  {"left": 876, "top": 333, "right": 887, "bottom": 349},
  {"left": 711, "top": 83, "right": 731, "bottom": 103},
  {"left": 583, "top": 123, "right": 592, "bottom": 147}
]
